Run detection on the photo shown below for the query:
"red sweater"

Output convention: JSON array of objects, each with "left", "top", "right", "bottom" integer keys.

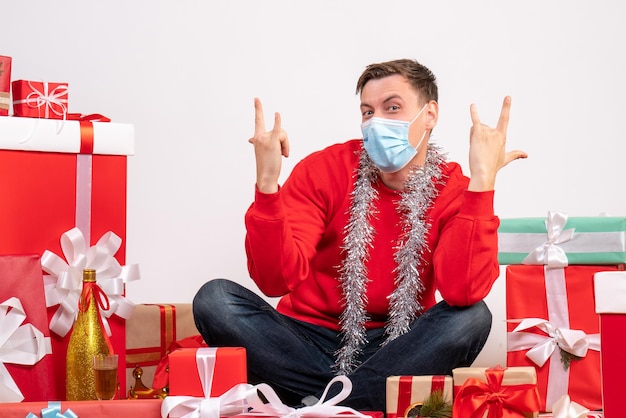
[{"left": 245, "top": 140, "right": 500, "bottom": 331}]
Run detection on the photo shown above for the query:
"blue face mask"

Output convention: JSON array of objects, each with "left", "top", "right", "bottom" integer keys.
[{"left": 361, "top": 104, "right": 428, "bottom": 173}]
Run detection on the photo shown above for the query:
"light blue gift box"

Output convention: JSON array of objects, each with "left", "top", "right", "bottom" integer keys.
[{"left": 498, "top": 213, "right": 626, "bottom": 266}]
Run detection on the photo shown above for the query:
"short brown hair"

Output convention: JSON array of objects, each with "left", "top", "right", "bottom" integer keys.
[{"left": 355, "top": 59, "right": 438, "bottom": 104}]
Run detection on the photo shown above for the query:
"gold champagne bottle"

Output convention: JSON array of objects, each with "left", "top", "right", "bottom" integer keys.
[{"left": 66, "top": 269, "right": 113, "bottom": 400}]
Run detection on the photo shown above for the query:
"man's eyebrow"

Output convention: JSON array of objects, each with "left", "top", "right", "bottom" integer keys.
[
  {"left": 382, "top": 94, "right": 402, "bottom": 104},
  {"left": 360, "top": 94, "right": 403, "bottom": 109}
]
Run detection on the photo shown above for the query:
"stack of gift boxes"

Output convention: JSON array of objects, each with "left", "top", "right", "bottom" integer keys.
[
  {"left": 383, "top": 211, "right": 626, "bottom": 417},
  {"left": 0, "top": 53, "right": 138, "bottom": 405},
  {"left": 498, "top": 211, "right": 626, "bottom": 417}
]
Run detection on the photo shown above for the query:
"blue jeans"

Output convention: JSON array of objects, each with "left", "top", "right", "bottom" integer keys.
[{"left": 193, "top": 278, "right": 492, "bottom": 411}]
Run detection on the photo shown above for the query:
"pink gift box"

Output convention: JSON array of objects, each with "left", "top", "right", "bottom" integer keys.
[{"left": 0, "top": 255, "right": 56, "bottom": 401}]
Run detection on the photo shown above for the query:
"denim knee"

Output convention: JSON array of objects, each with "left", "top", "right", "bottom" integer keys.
[
  {"left": 420, "top": 300, "right": 492, "bottom": 350},
  {"left": 193, "top": 278, "right": 227, "bottom": 317},
  {"left": 192, "top": 278, "right": 236, "bottom": 336},
  {"left": 461, "top": 300, "right": 492, "bottom": 333},
  {"left": 442, "top": 300, "right": 492, "bottom": 360}
]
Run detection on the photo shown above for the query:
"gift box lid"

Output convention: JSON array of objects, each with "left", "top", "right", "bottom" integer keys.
[
  {"left": 0, "top": 115, "right": 134, "bottom": 156},
  {"left": 453, "top": 366, "right": 537, "bottom": 385},
  {"left": 498, "top": 213, "right": 626, "bottom": 266},
  {"left": 594, "top": 271, "right": 626, "bottom": 314}
]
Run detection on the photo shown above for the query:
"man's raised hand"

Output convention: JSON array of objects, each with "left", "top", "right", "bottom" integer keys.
[
  {"left": 467, "top": 96, "right": 527, "bottom": 191},
  {"left": 248, "top": 97, "right": 290, "bottom": 194}
]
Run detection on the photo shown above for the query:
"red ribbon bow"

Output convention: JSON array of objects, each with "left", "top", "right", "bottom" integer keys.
[
  {"left": 78, "top": 281, "right": 115, "bottom": 353},
  {"left": 66, "top": 113, "right": 112, "bottom": 154},
  {"left": 453, "top": 366, "right": 541, "bottom": 418},
  {"left": 79, "top": 281, "right": 111, "bottom": 313}
]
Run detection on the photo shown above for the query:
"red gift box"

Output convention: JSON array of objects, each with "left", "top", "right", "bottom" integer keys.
[
  {"left": 0, "top": 55, "right": 11, "bottom": 116},
  {"left": 0, "top": 115, "right": 134, "bottom": 400},
  {"left": 12, "top": 80, "right": 68, "bottom": 119},
  {"left": 506, "top": 265, "right": 623, "bottom": 412},
  {"left": 1, "top": 399, "right": 162, "bottom": 418},
  {"left": 594, "top": 270, "right": 626, "bottom": 418},
  {"left": 0, "top": 254, "right": 56, "bottom": 402},
  {"left": 386, "top": 375, "right": 452, "bottom": 418},
  {"left": 224, "top": 413, "right": 384, "bottom": 418},
  {"left": 168, "top": 347, "right": 247, "bottom": 397},
  {"left": 453, "top": 366, "right": 541, "bottom": 418}
]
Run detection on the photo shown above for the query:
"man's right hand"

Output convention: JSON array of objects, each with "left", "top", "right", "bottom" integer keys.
[{"left": 248, "top": 97, "right": 290, "bottom": 194}]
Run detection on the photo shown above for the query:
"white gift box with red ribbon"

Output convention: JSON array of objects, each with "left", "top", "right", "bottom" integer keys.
[{"left": 0, "top": 114, "right": 134, "bottom": 155}]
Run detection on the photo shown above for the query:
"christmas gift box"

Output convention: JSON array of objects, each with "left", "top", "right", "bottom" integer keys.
[
  {"left": 452, "top": 366, "right": 541, "bottom": 418},
  {"left": 12, "top": 80, "right": 69, "bottom": 119},
  {"left": 594, "top": 271, "right": 626, "bottom": 418},
  {"left": 0, "top": 255, "right": 55, "bottom": 402},
  {"left": 536, "top": 395, "right": 604, "bottom": 417},
  {"left": 163, "top": 375, "right": 380, "bottom": 418},
  {"left": 1, "top": 399, "right": 162, "bottom": 418},
  {"left": 168, "top": 347, "right": 247, "bottom": 397},
  {"left": 386, "top": 375, "right": 452, "bottom": 418},
  {"left": 506, "top": 265, "right": 623, "bottom": 412},
  {"left": 498, "top": 211, "right": 626, "bottom": 266},
  {"left": 125, "top": 303, "right": 201, "bottom": 396},
  {"left": 0, "top": 115, "right": 136, "bottom": 399},
  {"left": 0, "top": 55, "right": 11, "bottom": 116}
]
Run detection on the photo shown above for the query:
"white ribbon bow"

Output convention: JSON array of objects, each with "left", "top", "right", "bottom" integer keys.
[
  {"left": 0, "top": 297, "right": 52, "bottom": 402},
  {"left": 507, "top": 318, "right": 600, "bottom": 367},
  {"left": 162, "top": 374, "right": 372, "bottom": 418},
  {"left": 249, "top": 375, "right": 372, "bottom": 418},
  {"left": 161, "top": 382, "right": 255, "bottom": 418},
  {"left": 41, "top": 227, "right": 140, "bottom": 337},
  {"left": 522, "top": 211, "right": 575, "bottom": 268},
  {"left": 550, "top": 394, "right": 591, "bottom": 418}
]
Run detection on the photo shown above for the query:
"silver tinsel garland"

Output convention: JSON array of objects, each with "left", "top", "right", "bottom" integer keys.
[{"left": 334, "top": 144, "right": 446, "bottom": 375}]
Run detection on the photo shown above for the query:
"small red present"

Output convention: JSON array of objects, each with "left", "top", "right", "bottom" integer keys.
[
  {"left": 0, "top": 55, "right": 11, "bottom": 116},
  {"left": 168, "top": 347, "right": 247, "bottom": 397},
  {"left": 453, "top": 366, "right": 541, "bottom": 418},
  {"left": 0, "top": 254, "right": 56, "bottom": 402},
  {"left": 594, "top": 270, "right": 626, "bottom": 417},
  {"left": 506, "top": 265, "right": 622, "bottom": 411},
  {"left": 12, "top": 79, "right": 68, "bottom": 119},
  {"left": 386, "top": 375, "right": 452, "bottom": 418}
]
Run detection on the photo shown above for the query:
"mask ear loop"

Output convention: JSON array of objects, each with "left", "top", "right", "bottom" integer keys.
[
  {"left": 410, "top": 103, "right": 430, "bottom": 152},
  {"left": 409, "top": 103, "right": 429, "bottom": 124},
  {"left": 413, "top": 130, "right": 428, "bottom": 153}
]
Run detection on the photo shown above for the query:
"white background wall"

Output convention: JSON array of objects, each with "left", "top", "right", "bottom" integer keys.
[{"left": 5, "top": 1, "right": 626, "bottom": 366}]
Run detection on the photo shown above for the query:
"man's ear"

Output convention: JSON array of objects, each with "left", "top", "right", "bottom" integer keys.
[{"left": 425, "top": 100, "right": 439, "bottom": 130}]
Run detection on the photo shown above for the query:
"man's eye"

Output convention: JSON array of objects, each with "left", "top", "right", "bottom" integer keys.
[{"left": 388, "top": 105, "right": 400, "bottom": 111}]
